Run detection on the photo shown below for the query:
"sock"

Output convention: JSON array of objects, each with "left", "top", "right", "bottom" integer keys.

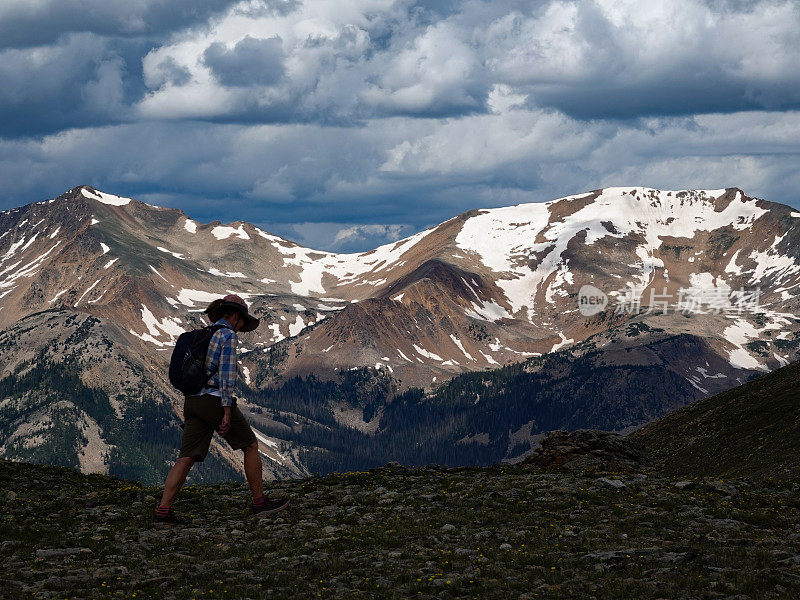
[
  {"left": 156, "top": 505, "right": 171, "bottom": 517},
  {"left": 252, "top": 495, "right": 264, "bottom": 508}
]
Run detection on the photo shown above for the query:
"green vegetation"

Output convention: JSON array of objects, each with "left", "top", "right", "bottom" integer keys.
[
  {"left": 0, "top": 343, "right": 239, "bottom": 485},
  {"left": 706, "top": 229, "right": 739, "bottom": 261},
  {"left": 2, "top": 459, "right": 799, "bottom": 599},
  {"left": 243, "top": 338, "right": 703, "bottom": 476}
]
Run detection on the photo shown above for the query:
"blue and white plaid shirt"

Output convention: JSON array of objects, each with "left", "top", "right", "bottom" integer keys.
[{"left": 197, "top": 318, "right": 238, "bottom": 407}]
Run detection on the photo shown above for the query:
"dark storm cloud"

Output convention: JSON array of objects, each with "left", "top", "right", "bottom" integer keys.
[
  {"left": 0, "top": 34, "right": 130, "bottom": 137},
  {"left": 528, "top": 79, "right": 800, "bottom": 120},
  {"left": 1, "top": 0, "right": 800, "bottom": 252},
  {"left": 203, "top": 36, "right": 285, "bottom": 87},
  {"left": 506, "top": 0, "right": 800, "bottom": 119},
  {"left": 478, "top": 0, "right": 800, "bottom": 120},
  {"left": 0, "top": 0, "right": 240, "bottom": 49},
  {"left": 132, "top": 0, "right": 800, "bottom": 127}
]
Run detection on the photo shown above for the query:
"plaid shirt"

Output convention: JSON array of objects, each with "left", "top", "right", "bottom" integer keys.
[{"left": 199, "top": 318, "right": 238, "bottom": 407}]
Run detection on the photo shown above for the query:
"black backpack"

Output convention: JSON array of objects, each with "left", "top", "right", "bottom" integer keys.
[{"left": 169, "top": 325, "right": 226, "bottom": 395}]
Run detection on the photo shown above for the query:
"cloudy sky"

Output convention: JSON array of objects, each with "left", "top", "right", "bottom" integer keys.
[{"left": 1, "top": 0, "right": 799, "bottom": 251}]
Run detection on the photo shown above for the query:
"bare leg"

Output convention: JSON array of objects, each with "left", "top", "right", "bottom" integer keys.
[
  {"left": 159, "top": 457, "right": 195, "bottom": 507},
  {"left": 243, "top": 442, "right": 264, "bottom": 499}
]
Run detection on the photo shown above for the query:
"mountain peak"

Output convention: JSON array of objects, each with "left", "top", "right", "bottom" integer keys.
[
  {"left": 2, "top": 183, "right": 800, "bottom": 483},
  {"left": 78, "top": 186, "right": 132, "bottom": 207},
  {"left": 1, "top": 183, "right": 798, "bottom": 385}
]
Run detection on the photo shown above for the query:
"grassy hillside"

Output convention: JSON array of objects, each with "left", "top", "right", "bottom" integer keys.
[{"left": 631, "top": 360, "right": 800, "bottom": 481}]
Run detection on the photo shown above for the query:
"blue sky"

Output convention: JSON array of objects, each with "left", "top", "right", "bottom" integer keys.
[{"left": 1, "top": 0, "right": 799, "bottom": 251}]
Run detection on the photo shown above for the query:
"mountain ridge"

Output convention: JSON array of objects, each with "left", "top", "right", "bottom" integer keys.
[{"left": 2, "top": 183, "right": 799, "bottom": 480}]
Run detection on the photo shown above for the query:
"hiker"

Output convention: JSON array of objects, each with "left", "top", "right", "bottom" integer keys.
[{"left": 154, "top": 294, "right": 289, "bottom": 523}]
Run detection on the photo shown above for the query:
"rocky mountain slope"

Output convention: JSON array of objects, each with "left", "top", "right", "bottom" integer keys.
[
  {"left": 245, "top": 317, "right": 764, "bottom": 474},
  {"left": 0, "top": 310, "right": 309, "bottom": 484},
  {"left": 3, "top": 457, "right": 800, "bottom": 599},
  {"left": 1, "top": 185, "right": 799, "bottom": 480},
  {"left": 632, "top": 357, "right": 800, "bottom": 481},
  {"left": 2, "top": 185, "right": 799, "bottom": 385}
]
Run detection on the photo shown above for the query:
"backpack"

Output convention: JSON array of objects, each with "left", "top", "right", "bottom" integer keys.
[{"left": 169, "top": 324, "right": 226, "bottom": 395}]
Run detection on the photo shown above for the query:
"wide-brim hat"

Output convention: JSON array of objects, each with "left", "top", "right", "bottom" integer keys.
[{"left": 205, "top": 294, "right": 260, "bottom": 332}]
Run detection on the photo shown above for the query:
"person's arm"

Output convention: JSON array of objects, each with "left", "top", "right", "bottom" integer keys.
[
  {"left": 217, "top": 330, "right": 238, "bottom": 408},
  {"left": 216, "top": 329, "right": 238, "bottom": 435}
]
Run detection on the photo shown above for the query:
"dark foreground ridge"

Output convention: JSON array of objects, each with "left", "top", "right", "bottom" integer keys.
[
  {"left": 632, "top": 359, "right": 800, "bottom": 480},
  {"left": 2, "top": 458, "right": 800, "bottom": 599}
]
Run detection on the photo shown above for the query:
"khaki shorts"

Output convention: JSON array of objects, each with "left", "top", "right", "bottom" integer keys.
[{"left": 178, "top": 394, "right": 257, "bottom": 462}]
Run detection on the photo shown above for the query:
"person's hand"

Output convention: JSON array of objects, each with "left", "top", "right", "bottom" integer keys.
[{"left": 219, "top": 407, "right": 232, "bottom": 436}]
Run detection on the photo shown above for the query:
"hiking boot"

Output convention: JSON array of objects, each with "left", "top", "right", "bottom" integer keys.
[
  {"left": 252, "top": 496, "right": 290, "bottom": 517},
  {"left": 152, "top": 508, "right": 183, "bottom": 526}
]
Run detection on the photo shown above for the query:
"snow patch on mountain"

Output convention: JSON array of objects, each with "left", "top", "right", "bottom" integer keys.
[
  {"left": 175, "top": 288, "right": 220, "bottom": 307},
  {"left": 455, "top": 188, "right": 767, "bottom": 318},
  {"left": 696, "top": 367, "right": 727, "bottom": 379},
  {"left": 316, "top": 303, "right": 343, "bottom": 311},
  {"left": 75, "top": 279, "right": 101, "bottom": 305},
  {"left": 157, "top": 246, "right": 184, "bottom": 259},
  {"left": 87, "top": 289, "right": 107, "bottom": 304},
  {"left": 208, "top": 268, "right": 246, "bottom": 278},
  {"left": 748, "top": 235, "right": 799, "bottom": 284},
  {"left": 149, "top": 266, "right": 170, "bottom": 283},
  {"left": 450, "top": 335, "right": 474, "bottom": 361},
  {"left": 267, "top": 322, "right": 283, "bottom": 343},
  {"left": 254, "top": 227, "right": 284, "bottom": 242},
  {"left": 212, "top": 225, "right": 250, "bottom": 240},
  {"left": 288, "top": 315, "right": 305, "bottom": 337},
  {"left": 277, "top": 226, "right": 437, "bottom": 296},
  {"left": 725, "top": 249, "right": 743, "bottom": 275},
  {"left": 49, "top": 289, "right": 68, "bottom": 303},
  {"left": 1, "top": 240, "right": 62, "bottom": 299},
  {"left": 252, "top": 429, "right": 289, "bottom": 464},
  {"left": 479, "top": 350, "right": 500, "bottom": 365},
  {"left": 413, "top": 344, "right": 443, "bottom": 361},
  {"left": 551, "top": 332, "right": 574, "bottom": 352},
  {"left": 81, "top": 188, "right": 131, "bottom": 206},
  {"left": 140, "top": 304, "right": 185, "bottom": 342},
  {"left": 677, "top": 273, "right": 734, "bottom": 312},
  {"left": 724, "top": 320, "right": 765, "bottom": 370},
  {"left": 465, "top": 300, "right": 513, "bottom": 322},
  {"left": 2, "top": 234, "right": 40, "bottom": 263}
]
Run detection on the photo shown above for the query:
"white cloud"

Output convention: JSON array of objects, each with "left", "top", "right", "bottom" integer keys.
[
  {"left": 2, "top": 0, "right": 800, "bottom": 252},
  {"left": 131, "top": 0, "right": 800, "bottom": 123},
  {"left": 284, "top": 221, "right": 415, "bottom": 252},
  {"left": 2, "top": 109, "right": 799, "bottom": 245},
  {"left": 333, "top": 223, "right": 408, "bottom": 244}
]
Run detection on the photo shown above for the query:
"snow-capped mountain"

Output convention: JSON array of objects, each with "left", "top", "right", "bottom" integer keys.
[{"left": 1, "top": 185, "right": 799, "bottom": 478}]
